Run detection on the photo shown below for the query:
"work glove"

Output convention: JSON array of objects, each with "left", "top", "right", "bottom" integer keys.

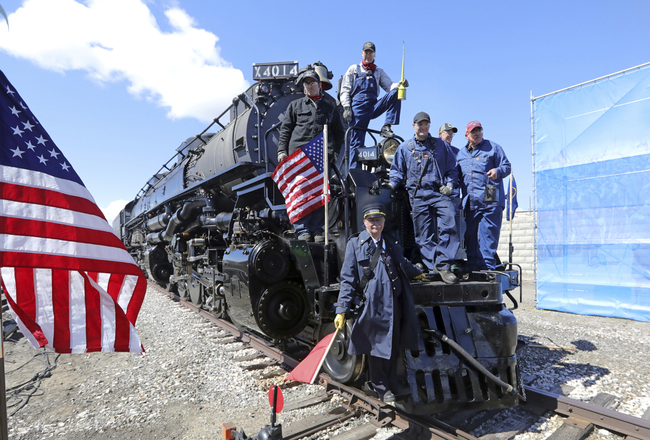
[
  {"left": 401, "top": 78, "right": 409, "bottom": 88},
  {"left": 334, "top": 313, "right": 346, "bottom": 330},
  {"left": 343, "top": 106, "right": 353, "bottom": 123},
  {"left": 277, "top": 151, "right": 288, "bottom": 162},
  {"left": 439, "top": 184, "right": 453, "bottom": 196},
  {"left": 413, "top": 273, "right": 426, "bottom": 280}
]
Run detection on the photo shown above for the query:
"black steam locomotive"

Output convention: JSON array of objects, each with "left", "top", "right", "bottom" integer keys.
[{"left": 113, "top": 61, "right": 523, "bottom": 414}]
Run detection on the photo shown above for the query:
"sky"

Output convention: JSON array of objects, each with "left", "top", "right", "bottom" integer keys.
[{"left": 1, "top": 0, "right": 649, "bottom": 224}]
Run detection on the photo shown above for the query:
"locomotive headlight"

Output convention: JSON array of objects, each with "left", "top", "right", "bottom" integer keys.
[
  {"left": 254, "top": 83, "right": 270, "bottom": 96},
  {"left": 380, "top": 138, "right": 400, "bottom": 166}
]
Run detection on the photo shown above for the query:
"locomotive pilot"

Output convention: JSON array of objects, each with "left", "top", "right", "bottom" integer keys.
[
  {"left": 277, "top": 69, "right": 345, "bottom": 242},
  {"left": 334, "top": 204, "right": 425, "bottom": 403}
]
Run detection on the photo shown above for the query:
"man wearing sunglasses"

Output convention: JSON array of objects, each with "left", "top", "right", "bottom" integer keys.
[{"left": 277, "top": 69, "right": 345, "bottom": 242}]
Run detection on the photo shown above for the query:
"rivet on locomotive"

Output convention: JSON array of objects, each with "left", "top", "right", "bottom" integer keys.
[{"left": 113, "top": 61, "right": 524, "bottom": 414}]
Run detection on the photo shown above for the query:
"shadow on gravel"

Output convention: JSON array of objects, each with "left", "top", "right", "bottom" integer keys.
[
  {"left": 571, "top": 339, "right": 597, "bottom": 351},
  {"left": 517, "top": 334, "right": 610, "bottom": 391}
]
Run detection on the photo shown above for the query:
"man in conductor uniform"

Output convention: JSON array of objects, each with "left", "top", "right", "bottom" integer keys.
[{"left": 334, "top": 204, "right": 424, "bottom": 403}]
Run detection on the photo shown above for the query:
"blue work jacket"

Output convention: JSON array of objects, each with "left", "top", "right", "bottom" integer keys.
[
  {"left": 456, "top": 139, "right": 511, "bottom": 210},
  {"left": 335, "top": 231, "right": 421, "bottom": 359},
  {"left": 389, "top": 135, "right": 458, "bottom": 199}
]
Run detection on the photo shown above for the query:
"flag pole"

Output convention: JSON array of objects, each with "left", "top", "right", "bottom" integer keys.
[
  {"left": 310, "top": 327, "right": 339, "bottom": 384},
  {"left": 323, "top": 125, "right": 330, "bottom": 287},
  {"left": 1, "top": 287, "right": 9, "bottom": 440},
  {"left": 508, "top": 172, "right": 514, "bottom": 267}
]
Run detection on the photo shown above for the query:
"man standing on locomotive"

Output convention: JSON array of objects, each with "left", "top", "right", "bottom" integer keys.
[
  {"left": 340, "top": 42, "right": 407, "bottom": 170},
  {"left": 277, "top": 69, "right": 345, "bottom": 242},
  {"left": 439, "top": 123, "right": 463, "bottom": 241},
  {"left": 334, "top": 204, "right": 424, "bottom": 403},
  {"left": 457, "top": 121, "right": 511, "bottom": 271},
  {"left": 388, "top": 112, "right": 459, "bottom": 284}
]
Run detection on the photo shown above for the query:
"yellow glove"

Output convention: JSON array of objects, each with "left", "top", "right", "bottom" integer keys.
[
  {"left": 334, "top": 313, "right": 346, "bottom": 330},
  {"left": 413, "top": 273, "right": 426, "bottom": 280}
]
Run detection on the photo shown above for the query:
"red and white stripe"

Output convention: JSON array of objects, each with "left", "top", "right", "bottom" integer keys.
[
  {"left": 0, "top": 165, "right": 146, "bottom": 353},
  {"left": 272, "top": 149, "right": 328, "bottom": 224}
]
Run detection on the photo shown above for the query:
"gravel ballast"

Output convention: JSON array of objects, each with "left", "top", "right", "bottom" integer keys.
[{"left": 3, "top": 282, "right": 650, "bottom": 439}]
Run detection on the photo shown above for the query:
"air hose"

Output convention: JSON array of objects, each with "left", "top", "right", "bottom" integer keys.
[{"left": 424, "top": 328, "right": 525, "bottom": 401}]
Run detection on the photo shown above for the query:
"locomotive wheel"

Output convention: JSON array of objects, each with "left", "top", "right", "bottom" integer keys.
[
  {"left": 152, "top": 262, "right": 172, "bottom": 285},
  {"left": 256, "top": 281, "right": 309, "bottom": 340},
  {"left": 321, "top": 322, "right": 365, "bottom": 384}
]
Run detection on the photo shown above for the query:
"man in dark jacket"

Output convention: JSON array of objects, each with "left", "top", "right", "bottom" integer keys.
[
  {"left": 334, "top": 204, "right": 424, "bottom": 403},
  {"left": 388, "top": 112, "right": 459, "bottom": 284},
  {"left": 277, "top": 70, "right": 345, "bottom": 242}
]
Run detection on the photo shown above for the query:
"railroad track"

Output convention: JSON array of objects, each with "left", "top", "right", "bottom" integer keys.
[{"left": 150, "top": 283, "right": 650, "bottom": 440}]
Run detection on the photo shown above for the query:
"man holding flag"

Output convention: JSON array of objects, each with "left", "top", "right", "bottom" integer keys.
[
  {"left": 0, "top": 70, "right": 147, "bottom": 355},
  {"left": 333, "top": 204, "right": 424, "bottom": 403},
  {"left": 275, "top": 69, "right": 344, "bottom": 242}
]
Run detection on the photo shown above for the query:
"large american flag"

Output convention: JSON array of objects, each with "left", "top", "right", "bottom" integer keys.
[
  {"left": 272, "top": 133, "right": 329, "bottom": 224},
  {"left": 0, "top": 70, "right": 146, "bottom": 354}
]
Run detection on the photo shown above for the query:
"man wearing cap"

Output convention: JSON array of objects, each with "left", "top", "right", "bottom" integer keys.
[
  {"left": 334, "top": 204, "right": 424, "bottom": 403},
  {"left": 388, "top": 112, "right": 459, "bottom": 284},
  {"left": 340, "top": 42, "right": 407, "bottom": 170},
  {"left": 277, "top": 69, "right": 345, "bottom": 242},
  {"left": 457, "top": 121, "right": 511, "bottom": 270},
  {"left": 439, "top": 123, "right": 463, "bottom": 240}
]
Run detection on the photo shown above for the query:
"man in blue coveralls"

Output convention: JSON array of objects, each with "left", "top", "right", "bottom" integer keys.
[
  {"left": 456, "top": 121, "right": 511, "bottom": 271},
  {"left": 340, "top": 42, "right": 407, "bottom": 170},
  {"left": 388, "top": 112, "right": 459, "bottom": 284}
]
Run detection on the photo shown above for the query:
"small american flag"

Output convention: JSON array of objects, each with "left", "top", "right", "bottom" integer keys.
[
  {"left": 0, "top": 70, "right": 146, "bottom": 354},
  {"left": 272, "top": 133, "right": 329, "bottom": 224}
]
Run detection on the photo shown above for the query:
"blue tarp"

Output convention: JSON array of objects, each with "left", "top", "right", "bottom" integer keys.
[{"left": 533, "top": 63, "right": 650, "bottom": 322}]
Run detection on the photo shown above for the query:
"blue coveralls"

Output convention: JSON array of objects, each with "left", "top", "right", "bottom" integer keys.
[
  {"left": 456, "top": 139, "right": 511, "bottom": 270},
  {"left": 348, "top": 67, "right": 401, "bottom": 169},
  {"left": 389, "top": 135, "right": 459, "bottom": 272}
]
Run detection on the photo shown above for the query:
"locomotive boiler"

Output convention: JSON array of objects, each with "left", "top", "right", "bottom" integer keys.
[{"left": 113, "top": 61, "right": 523, "bottom": 414}]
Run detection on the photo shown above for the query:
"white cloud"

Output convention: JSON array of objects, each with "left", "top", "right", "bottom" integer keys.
[
  {"left": 0, "top": 0, "right": 249, "bottom": 123},
  {"left": 102, "top": 199, "right": 129, "bottom": 225}
]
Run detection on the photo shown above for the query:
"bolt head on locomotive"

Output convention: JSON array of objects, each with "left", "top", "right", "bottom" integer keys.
[{"left": 113, "top": 61, "right": 523, "bottom": 414}]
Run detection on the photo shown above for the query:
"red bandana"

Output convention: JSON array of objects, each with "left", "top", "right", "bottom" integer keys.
[
  {"left": 362, "top": 61, "right": 376, "bottom": 71},
  {"left": 309, "top": 94, "right": 322, "bottom": 101}
]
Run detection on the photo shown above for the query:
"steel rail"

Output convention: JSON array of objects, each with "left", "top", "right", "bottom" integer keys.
[{"left": 524, "top": 386, "right": 650, "bottom": 439}]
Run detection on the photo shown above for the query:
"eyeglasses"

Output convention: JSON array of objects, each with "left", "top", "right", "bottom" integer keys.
[
  {"left": 304, "top": 81, "right": 318, "bottom": 86},
  {"left": 469, "top": 130, "right": 483, "bottom": 136},
  {"left": 364, "top": 217, "right": 385, "bottom": 223}
]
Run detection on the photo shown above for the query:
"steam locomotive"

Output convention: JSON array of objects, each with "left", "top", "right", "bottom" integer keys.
[{"left": 113, "top": 61, "right": 523, "bottom": 414}]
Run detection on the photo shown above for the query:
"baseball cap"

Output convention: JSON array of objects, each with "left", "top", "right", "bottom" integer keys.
[
  {"left": 362, "top": 41, "right": 376, "bottom": 52},
  {"left": 413, "top": 112, "right": 431, "bottom": 124},
  {"left": 439, "top": 123, "right": 458, "bottom": 133},
  {"left": 466, "top": 121, "right": 482, "bottom": 133}
]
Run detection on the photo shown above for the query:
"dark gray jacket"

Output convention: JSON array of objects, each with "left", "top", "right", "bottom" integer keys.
[{"left": 277, "top": 93, "right": 344, "bottom": 160}]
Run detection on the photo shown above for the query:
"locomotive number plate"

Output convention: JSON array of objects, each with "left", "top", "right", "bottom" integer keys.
[
  {"left": 357, "top": 146, "right": 378, "bottom": 161},
  {"left": 253, "top": 62, "right": 299, "bottom": 80}
]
